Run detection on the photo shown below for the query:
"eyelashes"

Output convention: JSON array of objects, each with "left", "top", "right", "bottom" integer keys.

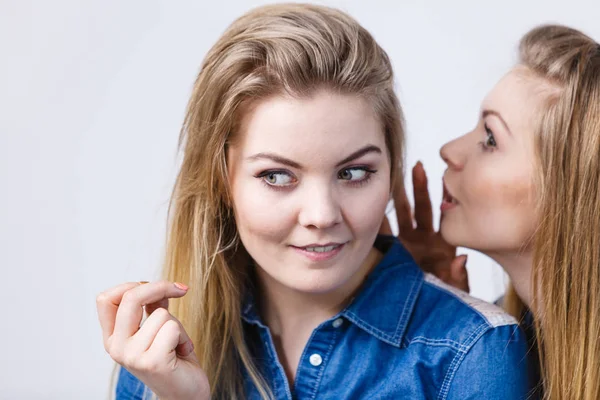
[
  {"left": 478, "top": 122, "right": 497, "bottom": 152},
  {"left": 255, "top": 166, "right": 377, "bottom": 191},
  {"left": 259, "top": 171, "right": 296, "bottom": 186},
  {"left": 337, "top": 167, "right": 377, "bottom": 184}
]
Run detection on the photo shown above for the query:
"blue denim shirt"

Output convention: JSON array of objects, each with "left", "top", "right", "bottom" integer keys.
[
  {"left": 116, "top": 236, "right": 534, "bottom": 399},
  {"left": 493, "top": 295, "right": 542, "bottom": 399}
]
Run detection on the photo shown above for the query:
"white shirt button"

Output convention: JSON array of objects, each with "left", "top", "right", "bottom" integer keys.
[
  {"left": 332, "top": 318, "right": 343, "bottom": 328},
  {"left": 309, "top": 353, "right": 323, "bottom": 366}
]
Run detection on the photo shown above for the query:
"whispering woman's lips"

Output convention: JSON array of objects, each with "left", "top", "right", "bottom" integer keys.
[{"left": 441, "top": 181, "right": 459, "bottom": 212}]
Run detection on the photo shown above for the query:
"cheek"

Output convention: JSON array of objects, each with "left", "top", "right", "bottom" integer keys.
[
  {"left": 445, "top": 159, "right": 537, "bottom": 251},
  {"left": 467, "top": 165, "right": 532, "bottom": 210},
  {"left": 231, "top": 180, "right": 295, "bottom": 242},
  {"left": 341, "top": 180, "right": 390, "bottom": 234}
]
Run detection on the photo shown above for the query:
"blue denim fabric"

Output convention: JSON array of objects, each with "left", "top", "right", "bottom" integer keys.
[
  {"left": 494, "top": 297, "right": 542, "bottom": 399},
  {"left": 116, "top": 236, "right": 534, "bottom": 399},
  {"left": 517, "top": 309, "right": 542, "bottom": 399}
]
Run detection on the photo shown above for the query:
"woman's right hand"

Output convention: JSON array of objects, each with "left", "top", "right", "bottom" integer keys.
[
  {"left": 381, "top": 162, "right": 470, "bottom": 292},
  {"left": 96, "top": 281, "right": 210, "bottom": 400}
]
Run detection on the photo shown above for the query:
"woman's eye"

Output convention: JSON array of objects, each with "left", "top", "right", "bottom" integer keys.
[
  {"left": 261, "top": 171, "right": 294, "bottom": 186},
  {"left": 481, "top": 123, "right": 497, "bottom": 151},
  {"left": 338, "top": 168, "right": 368, "bottom": 181},
  {"left": 485, "top": 133, "right": 497, "bottom": 148}
]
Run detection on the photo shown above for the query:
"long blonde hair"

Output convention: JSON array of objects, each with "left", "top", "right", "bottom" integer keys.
[
  {"left": 162, "top": 4, "right": 404, "bottom": 399},
  {"left": 505, "top": 24, "right": 600, "bottom": 400}
]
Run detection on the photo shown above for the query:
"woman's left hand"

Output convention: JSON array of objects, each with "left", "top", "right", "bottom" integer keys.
[{"left": 380, "top": 162, "right": 470, "bottom": 292}]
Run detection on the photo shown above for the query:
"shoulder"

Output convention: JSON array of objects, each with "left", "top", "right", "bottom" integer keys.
[
  {"left": 406, "top": 275, "right": 532, "bottom": 399},
  {"left": 405, "top": 273, "right": 520, "bottom": 350},
  {"left": 423, "top": 273, "right": 516, "bottom": 328}
]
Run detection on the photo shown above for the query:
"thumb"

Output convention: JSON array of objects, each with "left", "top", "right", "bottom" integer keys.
[{"left": 450, "top": 255, "right": 469, "bottom": 293}]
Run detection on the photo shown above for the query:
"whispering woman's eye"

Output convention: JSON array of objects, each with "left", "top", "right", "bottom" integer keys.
[
  {"left": 338, "top": 167, "right": 376, "bottom": 184},
  {"left": 257, "top": 171, "right": 296, "bottom": 187},
  {"left": 479, "top": 123, "right": 497, "bottom": 152}
]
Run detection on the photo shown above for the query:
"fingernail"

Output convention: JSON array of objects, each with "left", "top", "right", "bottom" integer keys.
[
  {"left": 174, "top": 282, "right": 189, "bottom": 291},
  {"left": 139, "top": 281, "right": 149, "bottom": 285},
  {"left": 416, "top": 161, "right": 423, "bottom": 168},
  {"left": 461, "top": 255, "right": 468, "bottom": 267}
]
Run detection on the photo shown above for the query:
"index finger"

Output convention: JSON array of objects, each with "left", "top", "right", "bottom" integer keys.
[
  {"left": 112, "top": 281, "right": 189, "bottom": 344},
  {"left": 413, "top": 162, "right": 434, "bottom": 232}
]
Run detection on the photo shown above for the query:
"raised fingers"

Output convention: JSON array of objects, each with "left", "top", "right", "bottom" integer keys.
[
  {"left": 148, "top": 318, "right": 196, "bottom": 362},
  {"left": 97, "top": 282, "right": 141, "bottom": 345},
  {"left": 127, "top": 307, "right": 173, "bottom": 356},
  {"left": 392, "top": 169, "right": 414, "bottom": 234},
  {"left": 111, "top": 281, "right": 189, "bottom": 347},
  {"left": 412, "top": 162, "right": 434, "bottom": 232}
]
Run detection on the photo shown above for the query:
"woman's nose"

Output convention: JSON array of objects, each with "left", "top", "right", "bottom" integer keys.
[
  {"left": 440, "top": 136, "right": 466, "bottom": 171},
  {"left": 297, "top": 185, "right": 342, "bottom": 230}
]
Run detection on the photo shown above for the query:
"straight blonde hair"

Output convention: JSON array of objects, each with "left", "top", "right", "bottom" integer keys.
[
  {"left": 160, "top": 4, "right": 404, "bottom": 399},
  {"left": 505, "top": 24, "right": 600, "bottom": 400}
]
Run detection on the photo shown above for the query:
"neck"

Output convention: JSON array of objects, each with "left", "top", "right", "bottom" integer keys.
[
  {"left": 486, "top": 249, "right": 533, "bottom": 309},
  {"left": 254, "top": 246, "right": 383, "bottom": 385},
  {"left": 256, "top": 247, "right": 383, "bottom": 333}
]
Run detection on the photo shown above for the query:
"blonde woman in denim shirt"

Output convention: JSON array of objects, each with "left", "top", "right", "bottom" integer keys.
[
  {"left": 395, "top": 25, "right": 600, "bottom": 400},
  {"left": 96, "top": 4, "right": 533, "bottom": 399}
]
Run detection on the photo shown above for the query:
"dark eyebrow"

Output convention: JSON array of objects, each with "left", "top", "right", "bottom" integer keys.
[
  {"left": 246, "top": 153, "right": 302, "bottom": 169},
  {"left": 335, "top": 145, "right": 382, "bottom": 167},
  {"left": 482, "top": 109, "right": 512, "bottom": 136},
  {"left": 246, "top": 145, "right": 383, "bottom": 170}
]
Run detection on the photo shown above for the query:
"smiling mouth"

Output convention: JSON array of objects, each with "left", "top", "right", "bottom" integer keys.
[
  {"left": 291, "top": 242, "right": 347, "bottom": 261},
  {"left": 302, "top": 244, "right": 343, "bottom": 253}
]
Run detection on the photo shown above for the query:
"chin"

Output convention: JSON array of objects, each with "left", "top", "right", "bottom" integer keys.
[
  {"left": 440, "top": 221, "right": 463, "bottom": 248},
  {"left": 441, "top": 224, "right": 487, "bottom": 251},
  {"left": 285, "top": 267, "right": 355, "bottom": 294}
]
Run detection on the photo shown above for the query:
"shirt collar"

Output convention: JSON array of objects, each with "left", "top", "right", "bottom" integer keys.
[
  {"left": 241, "top": 235, "right": 424, "bottom": 347},
  {"left": 340, "top": 235, "right": 423, "bottom": 347}
]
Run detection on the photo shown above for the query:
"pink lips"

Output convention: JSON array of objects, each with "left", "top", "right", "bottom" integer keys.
[
  {"left": 291, "top": 242, "right": 346, "bottom": 262},
  {"left": 441, "top": 181, "right": 458, "bottom": 212}
]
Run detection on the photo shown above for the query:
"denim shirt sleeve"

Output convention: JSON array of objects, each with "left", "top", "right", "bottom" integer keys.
[
  {"left": 115, "top": 366, "right": 150, "bottom": 400},
  {"left": 445, "top": 324, "right": 532, "bottom": 400}
]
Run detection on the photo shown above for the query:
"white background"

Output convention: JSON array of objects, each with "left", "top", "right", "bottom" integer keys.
[{"left": 2, "top": 1, "right": 599, "bottom": 398}]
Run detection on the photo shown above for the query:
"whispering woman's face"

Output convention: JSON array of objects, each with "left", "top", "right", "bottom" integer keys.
[
  {"left": 227, "top": 89, "right": 391, "bottom": 296},
  {"left": 439, "top": 67, "right": 543, "bottom": 258}
]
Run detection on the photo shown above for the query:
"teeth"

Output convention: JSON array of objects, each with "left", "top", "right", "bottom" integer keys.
[
  {"left": 445, "top": 195, "right": 457, "bottom": 204},
  {"left": 305, "top": 245, "right": 338, "bottom": 253}
]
